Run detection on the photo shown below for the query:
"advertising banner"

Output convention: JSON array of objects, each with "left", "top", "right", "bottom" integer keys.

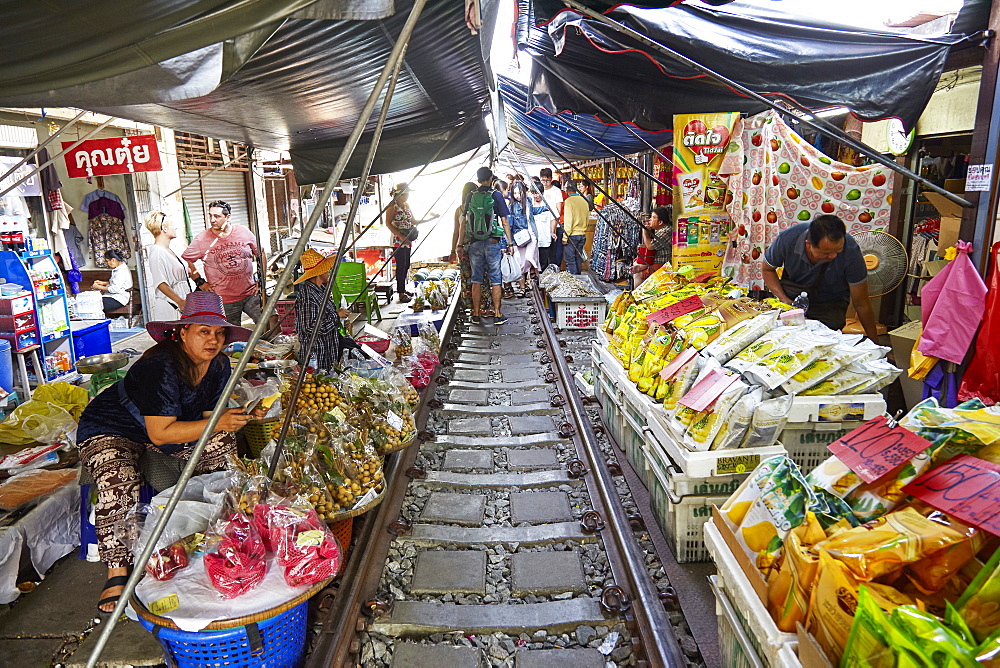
[
  {"left": 62, "top": 134, "right": 162, "bottom": 178},
  {"left": 672, "top": 112, "right": 739, "bottom": 276}
]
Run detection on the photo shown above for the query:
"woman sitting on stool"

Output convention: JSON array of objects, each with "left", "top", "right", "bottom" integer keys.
[
  {"left": 92, "top": 249, "right": 132, "bottom": 314},
  {"left": 76, "top": 292, "right": 254, "bottom": 613}
]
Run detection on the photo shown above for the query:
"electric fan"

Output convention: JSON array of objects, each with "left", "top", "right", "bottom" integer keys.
[{"left": 853, "top": 231, "right": 908, "bottom": 296}]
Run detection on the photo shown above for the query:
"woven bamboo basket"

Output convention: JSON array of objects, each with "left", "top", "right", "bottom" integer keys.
[
  {"left": 322, "top": 484, "right": 386, "bottom": 522},
  {"left": 131, "top": 578, "right": 332, "bottom": 631},
  {"left": 379, "top": 431, "right": 417, "bottom": 454}
]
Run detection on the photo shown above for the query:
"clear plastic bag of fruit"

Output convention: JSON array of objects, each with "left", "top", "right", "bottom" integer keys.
[
  {"left": 391, "top": 327, "right": 413, "bottom": 358},
  {"left": 113, "top": 504, "right": 192, "bottom": 582},
  {"left": 203, "top": 511, "right": 266, "bottom": 598},
  {"left": 327, "top": 431, "right": 385, "bottom": 511},
  {"left": 253, "top": 503, "right": 343, "bottom": 586},
  {"left": 376, "top": 364, "right": 420, "bottom": 410}
]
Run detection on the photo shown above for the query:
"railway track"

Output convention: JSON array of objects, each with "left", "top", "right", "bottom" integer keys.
[{"left": 308, "top": 286, "right": 693, "bottom": 667}]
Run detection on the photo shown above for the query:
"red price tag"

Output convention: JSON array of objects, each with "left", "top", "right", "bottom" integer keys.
[
  {"left": 678, "top": 368, "right": 740, "bottom": 412},
  {"left": 659, "top": 347, "right": 698, "bottom": 381},
  {"left": 692, "top": 272, "right": 715, "bottom": 283},
  {"left": 904, "top": 455, "right": 1000, "bottom": 536},
  {"left": 827, "top": 416, "right": 933, "bottom": 484},
  {"left": 646, "top": 296, "right": 704, "bottom": 326}
]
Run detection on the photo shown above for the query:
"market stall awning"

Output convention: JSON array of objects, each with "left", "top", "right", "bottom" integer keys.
[
  {"left": 0, "top": 0, "right": 488, "bottom": 183},
  {"left": 497, "top": 75, "right": 669, "bottom": 160},
  {"left": 0, "top": 0, "right": 395, "bottom": 104},
  {"left": 516, "top": 0, "right": 990, "bottom": 132}
]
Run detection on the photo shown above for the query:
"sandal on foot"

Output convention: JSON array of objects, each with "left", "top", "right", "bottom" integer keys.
[{"left": 97, "top": 574, "right": 131, "bottom": 613}]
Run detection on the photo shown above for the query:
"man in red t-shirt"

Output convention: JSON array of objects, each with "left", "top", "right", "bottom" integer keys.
[{"left": 182, "top": 200, "right": 267, "bottom": 325}]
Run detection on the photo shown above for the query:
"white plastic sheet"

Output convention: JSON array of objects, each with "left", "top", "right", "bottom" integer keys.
[{"left": 135, "top": 554, "right": 312, "bottom": 631}]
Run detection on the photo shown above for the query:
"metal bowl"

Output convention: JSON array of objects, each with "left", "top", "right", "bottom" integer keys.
[
  {"left": 257, "top": 359, "right": 297, "bottom": 370},
  {"left": 76, "top": 352, "right": 130, "bottom": 375}
]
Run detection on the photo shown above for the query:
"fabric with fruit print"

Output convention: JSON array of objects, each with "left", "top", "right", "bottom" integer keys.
[{"left": 718, "top": 110, "right": 892, "bottom": 291}]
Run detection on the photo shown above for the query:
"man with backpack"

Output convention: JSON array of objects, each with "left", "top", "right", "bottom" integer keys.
[{"left": 457, "top": 166, "right": 513, "bottom": 325}]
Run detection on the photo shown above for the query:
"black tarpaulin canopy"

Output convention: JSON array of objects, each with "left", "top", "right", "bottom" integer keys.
[
  {"left": 517, "top": 0, "right": 989, "bottom": 132},
  {"left": 0, "top": 0, "right": 488, "bottom": 183}
]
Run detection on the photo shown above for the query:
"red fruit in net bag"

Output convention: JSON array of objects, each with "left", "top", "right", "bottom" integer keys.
[
  {"left": 203, "top": 513, "right": 267, "bottom": 598},
  {"left": 258, "top": 504, "right": 344, "bottom": 587},
  {"left": 146, "top": 541, "right": 189, "bottom": 581}
]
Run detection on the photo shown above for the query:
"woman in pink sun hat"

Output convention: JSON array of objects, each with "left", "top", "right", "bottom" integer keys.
[{"left": 76, "top": 291, "right": 254, "bottom": 613}]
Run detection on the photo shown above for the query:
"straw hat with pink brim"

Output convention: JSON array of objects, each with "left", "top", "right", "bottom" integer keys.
[{"left": 145, "top": 291, "right": 252, "bottom": 343}]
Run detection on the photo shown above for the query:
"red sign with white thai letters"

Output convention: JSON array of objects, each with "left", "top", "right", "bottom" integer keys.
[{"left": 62, "top": 134, "right": 162, "bottom": 178}]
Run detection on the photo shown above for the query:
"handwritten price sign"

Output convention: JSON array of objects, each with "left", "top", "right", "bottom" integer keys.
[
  {"left": 646, "top": 296, "right": 704, "bottom": 326},
  {"left": 827, "top": 416, "right": 932, "bottom": 483},
  {"left": 904, "top": 455, "right": 1000, "bottom": 536}
]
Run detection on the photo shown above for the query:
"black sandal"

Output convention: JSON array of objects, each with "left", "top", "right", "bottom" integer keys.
[{"left": 97, "top": 573, "right": 131, "bottom": 613}]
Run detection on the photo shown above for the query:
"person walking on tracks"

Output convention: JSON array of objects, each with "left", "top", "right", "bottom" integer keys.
[{"left": 458, "top": 167, "right": 513, "bottom": 325}]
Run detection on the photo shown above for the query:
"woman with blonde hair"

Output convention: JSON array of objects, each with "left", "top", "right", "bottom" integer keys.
[{"left": 143, "top": 211, "right": 194, "bottom": 320}]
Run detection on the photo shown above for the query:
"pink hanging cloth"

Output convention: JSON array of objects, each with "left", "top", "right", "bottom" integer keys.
[{"left": 917, "top": 241, "right": 987, "bottom": 365}]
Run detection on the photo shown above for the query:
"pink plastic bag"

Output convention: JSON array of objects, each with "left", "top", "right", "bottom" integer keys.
[{"left": 918, "top": 241, "right": 987, "bottom": 365}]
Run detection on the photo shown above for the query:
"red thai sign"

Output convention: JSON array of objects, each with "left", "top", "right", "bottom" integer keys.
[{"left": 62, "top": 134, "right": 162, "bottom": 178}]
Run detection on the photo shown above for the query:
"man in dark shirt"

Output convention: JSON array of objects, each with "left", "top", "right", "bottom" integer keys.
[{"left": 762, "top": 215, "right": 878, "bottom": 342}]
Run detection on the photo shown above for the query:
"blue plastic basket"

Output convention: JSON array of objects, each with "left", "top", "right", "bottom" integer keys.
[{"left": 137, "top": 600, "right": 308, "bottom": 668}]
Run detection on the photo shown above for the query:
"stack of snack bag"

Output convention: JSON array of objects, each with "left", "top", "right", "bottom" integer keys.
[{"left": 717, "top": 398, "right": 1000, "bottom": 666}]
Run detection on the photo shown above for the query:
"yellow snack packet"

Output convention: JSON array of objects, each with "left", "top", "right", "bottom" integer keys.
[
  {"left": 767, "top": 510, "right": 826, "bottom": 632},
  {"left": 815, "top": 507, "right": 970, "bottom": 582}
]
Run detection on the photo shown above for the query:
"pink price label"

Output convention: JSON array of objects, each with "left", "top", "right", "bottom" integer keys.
[
  {"left": 646, "top": 295, "right": 704, "bottom": 326},
  {"left": 827, "top": 415, "right": 933, "bottom": 484},
  {"left": 904, "top": 454, "right": 1000, "bottom": 536},
  {"left": 678, "top": 367, "right": 741, "bottom": 412},
  {"left": 658, "top": 347, "right": 698, "bottom": 381}
]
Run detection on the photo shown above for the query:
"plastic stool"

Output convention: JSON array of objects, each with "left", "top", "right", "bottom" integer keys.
[{"left": 11, "top": 345, "right": 42, "bottom": 400}]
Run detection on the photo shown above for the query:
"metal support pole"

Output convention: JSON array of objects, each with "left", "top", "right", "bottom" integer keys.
[
  {"left": 559, "top": 0, "right": 973, "bottom": 209},
  {"left": 534, "top": 57, "right": 673, "bottom": 166},
  {"left": 267, "top": 41, "right": 410, "bottom": 481},
  {"left": 555, "top": 113, "right": 670, "bottom": 190},
  {"left": 0, "top": 109, "right": 87, "bottom": 184},
  {"left": 0, "top": 116, "right": 115, "bottom": 199},
  {"left": 83, "top": 1, "right": 429, "bottom": 663}
]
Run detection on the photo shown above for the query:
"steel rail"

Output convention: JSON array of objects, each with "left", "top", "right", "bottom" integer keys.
[
  {"left": 306, "top": 290, "right": 464, "bottom": 668},
  {"left": 529, "top": 286, "right": 686, "bottom": 667},
  {"left": 0, "top": 109, "right": 87, "bottom": 185},
  {"left": 83, "top": 1, "right": 429, "bottom": 663},
  {"left": 559, "top": 0, "right": 973, "bottom": 209}
]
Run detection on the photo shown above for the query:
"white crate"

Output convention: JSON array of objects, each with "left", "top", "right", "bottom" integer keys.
[
  {"left": 710, "top": 575, "right": 767, "bottom": 668},
  {"left": 621, "top": 409, "right": 651, "bottom": 489},
  {"left": 645, "top": 408, "right": 786, "bottom": 479},
  {"left": 646, "top": 452, "right": 724, "bottom": 562},
  {"left": 705, "top": 521, "right": 798, "bottom": 667},
  {"left": 781, "top": 394, "right": 886, "bottom": 475},
  {"left": 555, "top": 299, "right": 607, "bottom": 329},
  {"left": 620, "top": 379, "right": 658, "bottom": 429},
  {"left": 644, "top": 438, "right": 746, "bottom": 499}
]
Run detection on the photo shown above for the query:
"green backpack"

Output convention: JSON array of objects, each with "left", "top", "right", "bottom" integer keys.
[{"left": 466, "top": 191, "right": 500, "bottom": 241}]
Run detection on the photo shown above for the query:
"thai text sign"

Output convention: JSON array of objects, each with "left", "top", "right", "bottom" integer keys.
[
  {"left": 827, "top": 415, "right": 932, "bottom": 483},
  {"left": 904, "top": 455, "right": 1000, "bottom": 536},
  {"left": 62, "top": 134, "right": 162, "bottom": 178}
]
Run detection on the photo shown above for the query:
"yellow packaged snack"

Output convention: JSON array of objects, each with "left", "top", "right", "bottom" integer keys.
[
  {"left": 703, "top": 311, "right": 778, "bottom": 364},
  {"left": 780, "top": 344, "right": 852, "bottom": 395},
  {"left": 902, "top": 502, "right": 983, "bottom": 595},
  {"left": 806, "top": 454, "right": 863, "bottom": 499},
  {"left": 725, "top": 325, "right": 803, "bottom": 374},
  {"left": 767, "top": 510, "right": 826, "bottom": 632},
  {"left": 815, "top": 507, "right": 971, "bottom": 582},
  {"left": 660, "top": 354, "right": 702, "bottom": 413},
  {"left": 807, "top": 551, "right": 917, "bottom": 664},
  {"left": 744, "top": 329, "right": 839, "bottom": 390},
  {"left": 682, "top": 379, "right": 748, "bottom": 452},
  {"left": 957, "top": 546, "right": 1000, "bottom": 643},
  {"left": 679, "top": 313, "right": 724, "bottom": 350},
  {"left": 845, "top": 449, "right": 933, "bottom": 522},
  {"left": 711, "top": 387, "right": 761, "bottom": 450},
  {"left": 800, "top": 363, "right": 872, "bottom": 396}
]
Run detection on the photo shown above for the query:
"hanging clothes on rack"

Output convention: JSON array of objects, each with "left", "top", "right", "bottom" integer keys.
[
  {"left": 591, "top": 175, "right": 643, "bottom": 282},
  {"left": 82, "top": 189, "right": 130, "bottom": 268}
]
